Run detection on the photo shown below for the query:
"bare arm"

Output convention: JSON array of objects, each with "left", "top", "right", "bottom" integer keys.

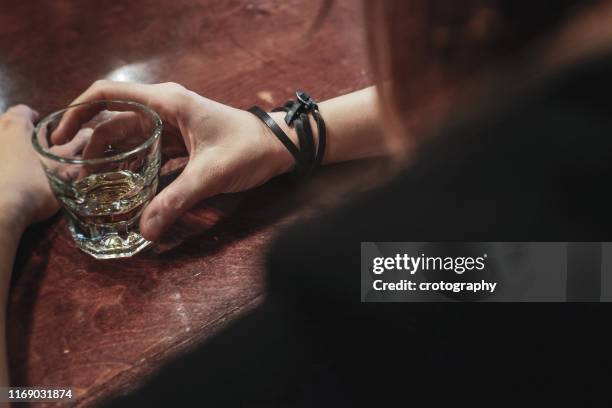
[
  {"left": 0, "top": 85, "right": 385, "bottom": 389},
  {"left": 55, "top": 81, "right": 388, "bottom": 240},
  {"left": 269, "top": 86, "right": 386, "bottom": 170},
  {"left": 0, "top": 208, "right": 26, "bottom": 389},
  {"left": 0, "top": 105, "right": 59, "bottom": 396}
]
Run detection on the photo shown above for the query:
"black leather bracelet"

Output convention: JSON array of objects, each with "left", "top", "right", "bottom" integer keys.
[
  {"left": 274, "top": 91, "right": 326, "bottom": 171},
  {"left": 247, "top": 106, "right": 308, "bottom": 173},
  {"left": 249, "top": 90, "right": 326, "bottom": 176}
]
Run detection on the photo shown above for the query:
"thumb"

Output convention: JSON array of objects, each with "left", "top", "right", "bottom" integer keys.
[
  {"left": 6, "top": 104, "right": 39, "bottom": 123},
  {"left": 140, "top": 161, "right": 215, "bottom": 241}
]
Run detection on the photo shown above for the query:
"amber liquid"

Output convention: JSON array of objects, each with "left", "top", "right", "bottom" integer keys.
[
  {"left": 50, "top": 170, "right": 157, "bottom": 258},
  {"left": 71, "top": 171, "right": 149, "bottom": 225}
]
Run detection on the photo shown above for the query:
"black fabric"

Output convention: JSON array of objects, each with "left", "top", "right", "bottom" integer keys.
[{"left": 107, "top": 53, "right": 612, "bottom": 407}]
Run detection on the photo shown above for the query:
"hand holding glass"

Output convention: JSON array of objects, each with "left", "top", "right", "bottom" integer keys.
[{"left": 32, "top": 100, "right": 162, "bottom": 259}]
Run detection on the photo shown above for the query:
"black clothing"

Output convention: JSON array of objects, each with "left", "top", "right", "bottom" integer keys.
[{"left": 109, "top": 52, "right": 612, "bottom": 407}]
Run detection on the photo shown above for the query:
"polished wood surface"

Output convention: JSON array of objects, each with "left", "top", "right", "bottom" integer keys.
[{"left": 1, "top": 0, "right": 372, "bottom": 406}]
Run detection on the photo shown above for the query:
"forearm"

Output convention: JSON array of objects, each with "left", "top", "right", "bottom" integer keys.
[
  {"left": 269, "top": 86, "right": 386, "bottom": 169},
  {"left": 0, "top": 204, "right": 27, "bottom": 389}
]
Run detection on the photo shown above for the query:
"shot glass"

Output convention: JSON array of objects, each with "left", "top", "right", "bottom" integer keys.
[{"left": 32, "top": 100, "right": 162, "bottom": 259}]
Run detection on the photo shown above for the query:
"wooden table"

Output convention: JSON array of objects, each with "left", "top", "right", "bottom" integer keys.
[{"left": 1, "top": 0, "right": 374, "bottom": 406}]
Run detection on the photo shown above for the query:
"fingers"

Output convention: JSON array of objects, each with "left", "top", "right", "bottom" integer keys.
[
  {"left": 81, "top": 111, "right": 145, "bottom": 160},
  {"left": 51, "top": 80, "right": 185, "bottom": 144},
  {"left": 49, "top": 128, "right": 93, "bottom": 158},
  {"left": 44, "top": 129, "right": 92, "bottom": 182},
  {"left": 50, "top": 81, "right": 149, "bottom": 144},
  {"left": 3, "top": 104, "right": 39, "bottom": 124},
  {"left": 139, "top": 161, "right": 217, "bottom": 241},
  {"left": 50, "top": 81, "right": 147, "bottom": 144}
]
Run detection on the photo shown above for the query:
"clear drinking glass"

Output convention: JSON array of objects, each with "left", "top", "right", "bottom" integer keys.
[{"left": 32, "top": 100, "right": 162, "bottom": 259}]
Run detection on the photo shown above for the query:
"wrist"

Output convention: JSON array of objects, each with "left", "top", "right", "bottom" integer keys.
[
  {"left": 267, "top": 110, "right": 320, "bottom": 173},
  {"left": 0, "top": 193, "right": 33, "bottom": 236},
  {"left": 265, "top": 111, "right": 297, "bottom": 175}
]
